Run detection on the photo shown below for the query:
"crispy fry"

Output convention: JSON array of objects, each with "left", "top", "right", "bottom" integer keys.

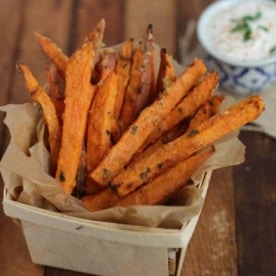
[
  {"left": 114, "top": 147, "right": 215, "bottom": 206},
  {"left": 93, "top": 48, "right": 116, "bottom": 84},
  {"left": 186, "top": 102, "right": 212, "bottom": 133},
  {"left": 141, "top": 24, "right": 156, "bottom": 105},
  {"left": 186, "top": 94, "right": 225, "bottom": 132},
  {"left": 156, "top": 48, "right": 176, "bottom": 95},
  {"left": 86, "top": 71, "right": 118, "bottom": 174},
  {"left": 139, "top": 71, "right": 218, "bottom": 152},
  {"left": 90, "top": 58, "right": 207, "bottom": 186},
  {"left": 55, "top": 39, "right": 96, "bottom": 194},
  {"left": 86, "top": 49, "right": 118, "bottom": 193},
  {"left": 45, "top": 61, "right": 65, "bottom": 119},
  {"left": 119, "top": 41, "right": 144, "bottom": 129},
  {"left": 35, "top": 32, "right": 68, "bottom": 76},
  {"left": 114, "top": 39, "right": 134, "bottom": 122},
  {"left": 18, "top": 64, "right": 61, "bottom": 165},
  {"left": 120, "top": 25, "right": 156, "bottom": 130},
  {"left": 112, "top": 94, "right": 265, "bottom": 197},
  {"left": 88, "top": 18, "right": 106, "bottom": 52},
  {"left": 81, "top": 187, "right": 120, "bottom": 211},
  {"left": 209, "top": 94, "right": 225, "bottom": 115}
]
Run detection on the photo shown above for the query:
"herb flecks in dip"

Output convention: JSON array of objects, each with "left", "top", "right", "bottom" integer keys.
[{"left": 210, "top": 2, "right": 276, "bottom": 62}]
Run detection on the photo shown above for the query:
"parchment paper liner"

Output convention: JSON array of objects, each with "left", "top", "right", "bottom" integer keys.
[{"left": 0, "top": 48, "right": 245, "bottom": 229}]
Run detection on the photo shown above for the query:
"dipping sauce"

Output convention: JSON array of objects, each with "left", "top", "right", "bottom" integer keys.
[{"left": 209, "top": 2, "right": 276, "bottom": 62}]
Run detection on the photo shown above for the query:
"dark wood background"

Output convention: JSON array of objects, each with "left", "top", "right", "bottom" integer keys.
[{"left": 0, "top": 1, "right": 275, "bottom": 275}]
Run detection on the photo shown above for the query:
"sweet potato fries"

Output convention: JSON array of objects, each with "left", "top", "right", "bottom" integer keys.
[{"left": 19, "top": 19, "right": 265, "bottom": 211}]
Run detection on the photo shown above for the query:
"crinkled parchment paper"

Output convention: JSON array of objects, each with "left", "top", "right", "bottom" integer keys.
[{"left": 0, "top": 47, "right": 245, "bottom": 229}]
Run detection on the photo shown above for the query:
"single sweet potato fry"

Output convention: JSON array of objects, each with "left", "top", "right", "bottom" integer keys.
[
  {"left": 45, "top": 61, "right": 65, "bottom": 119},
  {"left": 93, "top": 47, "right": 116, "bottom": 84},
  {"left": 86, "top": 48, "right": 118, "bottom": 193},
  {"left": 120, "top": 24, "right": 156, "bottom": 130},
  {"left": 186, "top": 94, "right": 225, "bottom": 132},
  {"left": 156, "top": 48, "right": 176, "bottom": 95},
  {"left": 86, "top": 71, "right": 118, "bottom": 173},
  {"left": 90, "top": 58, "right": 207, "bottom": 186},
  {"left": 18, "top": 64, "right": 61, "bottom": 165},
  {"left": 114, "top": 147, "right": 215, "bottom": 206},
  {"left": 186, "top": 102, "right": 212, "bottom": 133},
  {"left": 114, "top": 38, "right": 134, "bottom": 122},
  {"left": 88, "top": 18, "right": 105, "bottom": 52},
  {"left": 113, "top": 94, "right": 265, "bottom": 197},
  {"left": 35, "top": 32, "right": 68, "bottom": 76},
  {"left": 81, "top": 187, "right": 120, "bottom": 211},
  {"left": 55, "top": 39, "right": 96, "bottom": 194},
  {"left": 119, "top": 41, "right": 144, "bottom": 129},
  {"left": 209, "top": 94, "right": 225, "bottom": 115},
  {"left": 140, "top": 24, "right": 156, "bottom": 106}
]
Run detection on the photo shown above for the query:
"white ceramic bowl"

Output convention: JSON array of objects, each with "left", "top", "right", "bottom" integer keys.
[{"left": 197, "top": 0, "right": 276, "bottom": 94}]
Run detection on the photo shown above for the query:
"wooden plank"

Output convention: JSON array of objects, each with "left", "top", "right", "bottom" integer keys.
[
  {"left": 177, "top": 0, "right": 213, "bottom": 34},
  {"left": 70, "top": 0, "right": 125, "bottom": 51},
  {"left": 233, "top": 131, "right": 276, "bottom": 275},
  {"left": 176, "top": 0, "right": 213, "bottom": 62},
  {"left": 44, "top": 267, "right": 92, "bottom": 276},
  {"left": 9, "top": 0, "right": 74, "bottom": 105},
  {"left": 124, "top": 0, "right": 177, "bottom": 56},
  {"left": 182, "top": 168, "right": 238, "bottom": 275},
  {"left": 0, "top": 0, "right": 24, "bottom": 156},
  {"left": 0, "top": 0, "right": 23, "bottom": 105}
]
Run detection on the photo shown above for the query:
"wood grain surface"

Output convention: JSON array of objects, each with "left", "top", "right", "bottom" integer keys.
[{"left": 0, "top": 1, "right": 275, "bottom": 275}]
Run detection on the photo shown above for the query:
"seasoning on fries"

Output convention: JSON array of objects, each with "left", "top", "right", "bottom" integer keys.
[{"left": 19, "top": 20, "right": 265, "bottom": 212}]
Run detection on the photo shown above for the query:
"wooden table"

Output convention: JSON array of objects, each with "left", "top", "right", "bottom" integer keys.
[{"left": 0, "top": 1, "right": 275, "bottom": 275}]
